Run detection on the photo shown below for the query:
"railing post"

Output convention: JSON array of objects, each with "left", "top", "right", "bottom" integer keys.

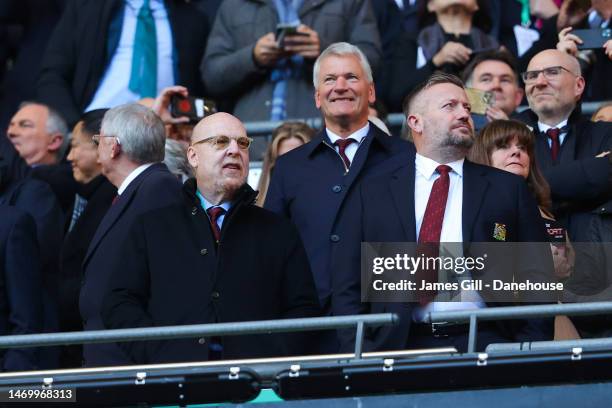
[
  {"left": 354, "top": 321, "right": 365, "bottom": 359},
  {"left": 467, "top": 314, "right": 478, "bottom": 353}
]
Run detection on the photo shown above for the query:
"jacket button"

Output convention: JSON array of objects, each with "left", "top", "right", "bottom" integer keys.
[
  {"left": 198, "top": 338, "right": 206, "bottom": 345},
  {"left": 191, "top": 207, "right": 198, "bottom": 215},
  {"left": 332, "top": 185, "right": 342, "bottom": 193},
  {"left": 330, "top": 234, "right": 340, "bottom": 242},
  {"left": 200, "top": 248, "right": 208, "bottom": 255},
  {"left": 211, "top": 291, "right": 220, "bottom": 299}
]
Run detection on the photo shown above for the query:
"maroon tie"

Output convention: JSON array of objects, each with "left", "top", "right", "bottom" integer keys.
[
  {"left": 111, "top": 194, "right": 120, "bottom": 206},
  {"left": 334, "top": 138, "right": 356, "bottom": 170},
  {"left": 207, "top": 206, "right": 226, "bottom": 243},
  {"left": 417, "top": 165, "right": 451, "bottom": 305},
  {"left": 546, "top": 128, "right": 561, "bottom": 162}
]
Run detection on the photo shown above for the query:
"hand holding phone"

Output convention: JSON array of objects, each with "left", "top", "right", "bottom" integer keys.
[
  {"left": 170, "top": 95, "right": 217, "bottom": 123},
  {"left": 573, "top": 28, "right": 612, "bottom": 50}
]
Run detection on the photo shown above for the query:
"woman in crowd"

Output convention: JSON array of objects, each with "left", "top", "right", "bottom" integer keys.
[
  {"left": 256, "top": 122, "right": 314, "bottom": 207},
  {"left": 60, "top": 109, "right": 116, "bottom": 367},
  {"left": 469, "top": 119, "right": 579, "bottom": 340}
]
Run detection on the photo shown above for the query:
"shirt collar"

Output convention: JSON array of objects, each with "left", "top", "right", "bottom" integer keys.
[
  {"left": 325, "top": 122, "right": 370, "bottom": 145},
  {"left": 538, "top": 119, "right": 568, "bottom": 134},
  {"left": 117, "top": 163, "right": 153, "bottom": 195},
  {"left": 415, "top": 153, "right": 464, "bottom": 180},
  {"left": 196, "top": 190, "right": 232, "bottom": 213}
]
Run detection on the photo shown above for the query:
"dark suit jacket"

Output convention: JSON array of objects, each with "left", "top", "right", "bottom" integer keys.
[
  {"left": 0, "top": 176, "right": 64, "bottom": 367},
  {"left": 101, "top": 180, "right": 321, "bottom": 364},
  {"left": 37, "top": 0, "right": 209, "bottom": 126},
  {"left": 59, "top": 175, "right": 115, "bottom": 367},
  {"left": 0, "top": 206, "right": 43, "bottom": 371},
  {"left": 356, "top": 157, "right": 554, "bottom": 350},
  {"left": 265, "top": 124, "right": 414, "bottom": 351},
  {"left": 516, "top": 109, "right": 612, "bottom": 241},
  {"left": 80, "top": 163, "right": 182, "bottom": 367}
]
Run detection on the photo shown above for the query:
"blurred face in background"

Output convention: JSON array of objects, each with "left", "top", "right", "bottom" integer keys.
[
  {"left": 7, "top": 104, "right": 62, "bottom": 165},
  {"left": 470, "top": 60, "right": 524, "bottom": 115},
  {"left": 67, "top": 121, "right": 102, "bottom": 184},
  {"left": 277, "top": 137, "right": 305, "bottom": 156},
  {"left": 592, "top": 105, "right": 612, "bottom": 122}
]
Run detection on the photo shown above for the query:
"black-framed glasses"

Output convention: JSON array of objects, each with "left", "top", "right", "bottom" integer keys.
[
  {"left": 92, "top": 134, "right": 120, "bottom": 146},
  {"left": 191, "top": 135, "right": 253, "bottom": 150},
  {"left": 521, "top": 66, "right": 576, "bottom": 83}
]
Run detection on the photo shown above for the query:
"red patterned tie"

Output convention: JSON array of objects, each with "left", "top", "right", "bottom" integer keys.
[
  {"left": 207, "top": 207, "right": 226, "bottom": 243},
  {"left": 417, "top": 165, "right": 451, "bottom": 305},
  {"left": 546, "top": 128, "right": 561, "bottom": 162},
  {"left": 334, "top": 138, "right": 356, "bottom": 170}
]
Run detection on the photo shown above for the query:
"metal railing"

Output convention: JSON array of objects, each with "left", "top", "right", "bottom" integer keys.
[
  {"left": 0, "top": 314, "right": 397, "bottom": 360},
  {"left": 426, "top": 301, "right": 612, "bottom": 353}
]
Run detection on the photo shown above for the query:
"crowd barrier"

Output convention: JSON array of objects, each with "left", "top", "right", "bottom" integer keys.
[{"left": 1, "top": 304, "right": 612, "bottom": 405}]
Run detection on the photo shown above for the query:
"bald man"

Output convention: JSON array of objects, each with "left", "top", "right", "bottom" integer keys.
[
  {"left": 101, "top": 113, "right": 320, "bottom": 364},
  {"left": 516, "top": 49, "right": 612, "bottom": 243}
]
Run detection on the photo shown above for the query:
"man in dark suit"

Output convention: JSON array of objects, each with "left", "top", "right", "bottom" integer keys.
[
  {"left": 516, "top": 49, "right": 612, "bottom": 242},
  {"left": 265, "top": 42, "right": 414, "bottom": 353},
  {"left": 80, "top": 103, "right": 182, "bottom": 367},
  {"left": 101, "top": 113, "right": 320, "bottom": 364},
  {"left": 37, "top": 0, "right": 209, "bottom": 127},
  {"left": 0, "top": 205, "right": 43, "bottom": 371},
  {"left": 357, "top": 73, "right": 554, "bottom": 352}
]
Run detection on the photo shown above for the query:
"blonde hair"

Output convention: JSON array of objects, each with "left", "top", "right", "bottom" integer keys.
[{"left": 256, "top": 122, "right": 315, "bottom": 206}]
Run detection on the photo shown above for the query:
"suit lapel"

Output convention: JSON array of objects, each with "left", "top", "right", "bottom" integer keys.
[
  {"left": 462, "top": 161, "right": 489, "bottom": 243},
  {"left": 389, "top": 165, "right": 417, "bottom": 242},
  {"left": 559, "top": 126, "right": 577, "bottom": 162},
  {"left": 299, "top": 0, "right": 325, "bottom": 16},
  {"left": 83, "top": 164, "right": 157, "bottom": 267}
]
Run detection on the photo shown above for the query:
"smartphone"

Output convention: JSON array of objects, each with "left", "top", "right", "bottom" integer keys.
[
  {"left": 574, "top": 28, "right": 612, "bottom": 50},
  {"left": 170, "top": 95, "right": 216, "bottom": 122},
  {"left": 465, "top": 88, "right": 495, "bottom": 115},
  {"left": 275, "top": 23, "right": 308, "bottom": 48}
]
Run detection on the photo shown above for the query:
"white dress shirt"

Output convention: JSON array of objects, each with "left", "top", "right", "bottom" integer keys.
[
  {"left": 538, "top": 119, "right": 569, "bottom": 148},
  {"left": 412, "top": 154, "right": 485, "bottom": 322},
  {"left": 117, "top": 163, "right": 153, "bottom": 195},
  {"left": 326, "top": 122, "right": 370, "bottom": 167},
  {"left": 86, "top": 0, "right": 174, "bottom": 111}
]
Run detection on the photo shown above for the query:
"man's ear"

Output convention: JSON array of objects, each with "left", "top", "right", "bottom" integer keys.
[
  {"left": 514, "top": 87, "right": 524, "bottom": 110},
  {"left": 110, "top": 138, "right": 122, "bottom": 159},
  {"left": 47, "top": 133, "right": 63, "bottom": 153},
  {"left": 187, "top": 146, "right": 198, "bottom": 169},
  {"left": 407, "top": 113, "right": 423, "bottom": 134}
]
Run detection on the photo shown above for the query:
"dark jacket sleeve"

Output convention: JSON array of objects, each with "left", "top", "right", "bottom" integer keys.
[
  {"left": 36, "top": 0, "right": 81, "bottom": 126},
  {"left": 2, "top": 210, "right": 43, "bottom": 371}
]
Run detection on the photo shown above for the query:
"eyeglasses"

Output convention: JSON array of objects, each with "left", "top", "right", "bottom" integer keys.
[
  {"left": 521, "top": 66, "right": 576, "bottom": 83},
  {"left": 191, "top": 135, "right": 253, "bottom": 150},
  {"left": 92, "top": 134, "right": 120, "bottom": 146}
]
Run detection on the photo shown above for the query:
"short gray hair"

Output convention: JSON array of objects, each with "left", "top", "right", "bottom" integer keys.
[
  {"left": 101, "top": 103, "right": 166, "bottom": 164},
  {"left": 164, "top": 139, "right": 192, "bottom": 182},
  {"left": 19, "top": 101, "right": 69, "bottom": 159},
  {"left": 312, "top": 42, "right": 373, "bottom": 88}
]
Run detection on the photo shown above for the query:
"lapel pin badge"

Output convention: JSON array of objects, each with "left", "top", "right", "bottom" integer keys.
[{"left": 493, "top": 223, "right": 507, "bottom": 241}]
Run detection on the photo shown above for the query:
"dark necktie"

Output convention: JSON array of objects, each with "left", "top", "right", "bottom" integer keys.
[
  {"left": 546, "top": 128, "right": 561, "bottom": 162},
  {"left": 111, "top": 194, "right": 120, "bottom": 206},
  {"left": 334, "top": 138, "right": 356, "bottom": 170},
  {"left": 417, "top": 165, "right": 452, "bottom": 305},
  {"left": 207, "top": 206, "right": 226, "bottom": 243}
]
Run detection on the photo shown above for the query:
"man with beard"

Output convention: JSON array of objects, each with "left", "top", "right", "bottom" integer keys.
[
  {"left": 101, "top": 113, "right": 320, "bottom": 364},
  {"left": 357, "top": 73, "right": 554, "bottom": 352}
]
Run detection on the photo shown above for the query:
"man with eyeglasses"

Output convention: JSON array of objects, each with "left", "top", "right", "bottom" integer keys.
[
  {"left": 80, "top": 103, "right": 183, "bottom": 367},
  {"left": 516, "top": 49, "right": 612, "bottom": 245},
  {"left": 101, "top": 112, "right": 320, "bottom": 364}
]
